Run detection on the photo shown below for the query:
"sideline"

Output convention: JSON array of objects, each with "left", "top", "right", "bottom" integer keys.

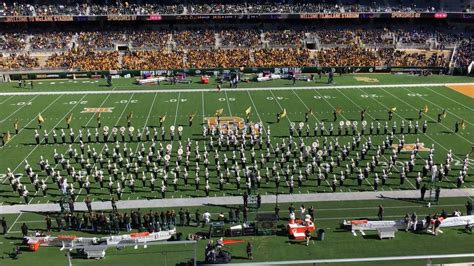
[
  {"left": 0, "top": 82, "right": 473, "bottom": 96},
  {"left": 1, "top": 188, "right": 473, "bottom": 214}
]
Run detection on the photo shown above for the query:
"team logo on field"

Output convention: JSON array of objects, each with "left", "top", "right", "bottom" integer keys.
[
  {"left": 391, "top": 143, "right": 430, "bottom": 152},
  {"left": 81, "top": 108, "right": 114, "bottom": 113},
  {"left": 206, "top": 116, "right": 259, "bottom": 135},
  {"left": 354, "top": 77, "right": 379, "bottom": 83}
]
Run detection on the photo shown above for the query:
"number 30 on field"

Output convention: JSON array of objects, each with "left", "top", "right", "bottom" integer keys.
[{"left": 15, "top": 101, "right": 33, "bottom": 106}]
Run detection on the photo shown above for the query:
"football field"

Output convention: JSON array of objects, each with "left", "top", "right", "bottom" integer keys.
[
  {"left": 0, "top": 74, "right": 473, "bottom": 205},
  {"left": 0, "top": 73, "right": 473, "bottom": 265}
]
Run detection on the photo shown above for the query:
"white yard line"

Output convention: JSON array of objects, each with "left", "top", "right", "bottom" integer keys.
[
  {"left": 7, "top": 212, "right": 23, "bottom": 233},
  {"left": 269, "top": 90, "right": 291, "bottom": 123},
  {"left": 0, "top": 95, "right": 39, "bottom": 123},
  {"left": 331, "top": 88, "right": 417, "bottom": 189},
  {"left": 0, "top": 95, "right": 14, "bottom": 104},
  {"left": 0, "top": 94, "right": 63, "bottom": 151},
  {"left": 1, "top": 82, "right": 473, "bottom": 96},
  {"left": 361, "top": 87, "right": 472, "bottom": 199},
  {"left": 133, "top": 92, "right": 158, "bottom": 155},
  {"left": 426, "top": 87, "right": 474, "bottom": 112},
  {"left": 201, "top": 91, "right": 206, "bottom": 123},
  {"left": 143, "top": 92, "right": 158, "bottom": 128},
  {"left": 291, "top": 90, "right": 321, "bottom": 123},
  {"left": 406, "top": 87, "right": 473, "bottom": 126},
  {"left": 380, "top": 87, "right": 472, "bottom": 145},
  {"left": 173, "top": 92, "right": 181, "bottom": 126},
  {"left": 304, "top": 88, "right": 377, "bottom": 190},
  {"left": 75, "top": 93, "right": 135, "bottom": 200},
  {"left": 6, "top": 94, "right": 89, "bottom": 232},
  {"left": 224, "top": 90, "right": 233, "bottom": 117}
]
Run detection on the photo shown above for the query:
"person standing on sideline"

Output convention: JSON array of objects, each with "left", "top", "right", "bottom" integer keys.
[
  {"left": 1, "top": 217, "right": 7, "bottom": 234},
  {"left": 420, "top": 184, "right": 427, "bottom": 201},
  {"left": 85, "top": 196, "right": 92, "bottom": 212},
  {"left": 466, "top": 201, "right": 473, "bottom": 216},
  {"left": 305, "top": 227, "right": 312, "bottom": 246},
  {"left": 327, "top": 70, "right": 334, "bottom": 84},
  {"left": 435, "top": 187, "right": 441, "bottom": 202},
  {"left": 21, "top": 223, "right": 28, "bottom": 237},
  {"left": 246, "top": 242, "right": 253, "bottom": 260},
  {"left": 243, "top": 192, "right": 248, "bottom": 207},
  {"left": 378, "top": 205, "right": 384, "bottom": 221}
]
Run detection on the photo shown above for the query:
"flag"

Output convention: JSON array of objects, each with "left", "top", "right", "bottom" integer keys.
[
  {"left": 37, "top": 113, "right": 44, "bottom": 124},
  {"left": 442, "top": 109, "right": 447, "bottom": 118},
  {"left": 245, "top": 107, "right": 252, "bottom": 117},
  {"left": 460, "top": 120, "right": 466, "bottom": 130},
  {"left": 423, "top": 105, "right": 429, "bottom": 113},
  {"left": 215, "top": 108, "right": 224, "bottom": 116},
  {"left": 390, "top": 107, "right": 397, "bottom": 112},
  {"left": 4, "top": 131, "right": 11, "bottom": 143},
  {"left": 280, "top": 108, "right": 287, "bottom": 118},
  {"left": 66, "top": 113, "right": 73, "bottom": 125},
  {"left": 189, "top": 112, "right": 197, "bottom": 121},
  {"left": 335, "top": 107, "right": 343, "bottom": 114},
  {"left": 160, "top": 115, "right": 167, "bottom": 123}
]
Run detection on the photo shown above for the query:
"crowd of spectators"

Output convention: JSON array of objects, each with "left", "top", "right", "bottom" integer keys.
[
  {"left": 264, "top": 30, "right": 305, "bottom": 48},
  {"left": 129, "top": 30, "right": 170, "bottom": 49},
  {"left": 122, "top": 50, "right": 185, "bottom": 70},
  {"left": 314, "top": 29, "right": 358, "bottom": 46},
  {"left": 314, "top": 28, "right": 393, "bottom": 47},
  {"left": 88, "top": 3, "right": 183, "bottom": 15},
  {"left": 45, "top": 49, "right": 120, "bottom": 71},
  {"left": 174, "top": 30, "right": 215, "bottom": 49},
  {"left": 78, "top": 31, "right": 127, "bottom": 49},
  {"left": 0, "top": 53, "right": 38, "bottom": 69},
  {"left": 396, "top": 29, "right": 432, "bottom": 44},
  {"left": 219, "top": 29, "right": 261, "bottom": 48},
  {"left": 0, "top": 33, "right": 27, "bottom": 51},
  {"left": 454, "top": 39, "right": 473, "bottom": 67},
  {"left": 0, "top": 26, "right": 469, "bottom": 70},
  {"left": 187, "top": 49, "right": 252, "bottom": 68},
  {"left": 315, "top": 45, "right": 449, "bottom": 67},
  {"left": 315, "top": 45, "right": 385, "bottom": 67},
  {"left": 390, "top": 50, "right": 448, "bottom": 67},
  {"left": 30, "top": 32, "right": 72, "bottom": 50},
  {"left": 253, "top": 48, "right": 312, "bottom": 67},
  {"left": 0, "top": 1, "right": 446, "bottom": 17}
]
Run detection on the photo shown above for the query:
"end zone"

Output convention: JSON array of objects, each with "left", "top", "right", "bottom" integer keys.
[{"left": 447, "top": 84, "right": 474, "bottom": 98}]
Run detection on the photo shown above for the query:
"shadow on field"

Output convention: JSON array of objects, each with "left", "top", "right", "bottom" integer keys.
[
  {"left": 377, "top": 194, "right": 424, "bottom": 204},
  {"left": 362, "top": 234, "right": 380, "bottom": 240},
  {"left": 285, "top": 240, "right": 307, "bottom": 245},
  {"left": 204, "top": 203, "right": 239, "bottom": 211}
]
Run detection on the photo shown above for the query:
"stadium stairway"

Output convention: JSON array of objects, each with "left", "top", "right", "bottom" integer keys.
[
  {"left": 24, "top": 35, "right": 32, "bottom": 52},
  {"left": 215, "top": 32, "right": 221, "bottom": 49}
]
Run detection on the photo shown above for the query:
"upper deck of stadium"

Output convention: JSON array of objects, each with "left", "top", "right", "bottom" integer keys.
[{"left": 0, "top": 0, "right": 471, "bottom": 16}]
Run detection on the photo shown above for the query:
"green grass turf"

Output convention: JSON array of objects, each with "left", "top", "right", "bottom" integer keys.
[
  {"left": 0, "top": 197, "right": 474, "bottom": 265},
  {"left": 0, "top": 73, "right": 473, "bottom": 264},
  {"left": 1, "top": 73, "right": 473, "bottom": 92},
  {"left": 0, "top": 74, "right": 473, "bottom": 205}
]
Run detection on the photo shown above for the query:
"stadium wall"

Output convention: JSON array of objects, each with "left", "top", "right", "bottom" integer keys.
[{"left": 5, "top": 66, "right": 467, "bottom": 81}]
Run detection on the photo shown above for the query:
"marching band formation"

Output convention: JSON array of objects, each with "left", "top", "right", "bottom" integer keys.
[{"left": 4, "top": 112, "right": 471, "bottom": 205}]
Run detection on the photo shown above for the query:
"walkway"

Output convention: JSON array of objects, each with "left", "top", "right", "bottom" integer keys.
[{"left": 1, "top": 188, "right": 473, "bottom": 214}]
